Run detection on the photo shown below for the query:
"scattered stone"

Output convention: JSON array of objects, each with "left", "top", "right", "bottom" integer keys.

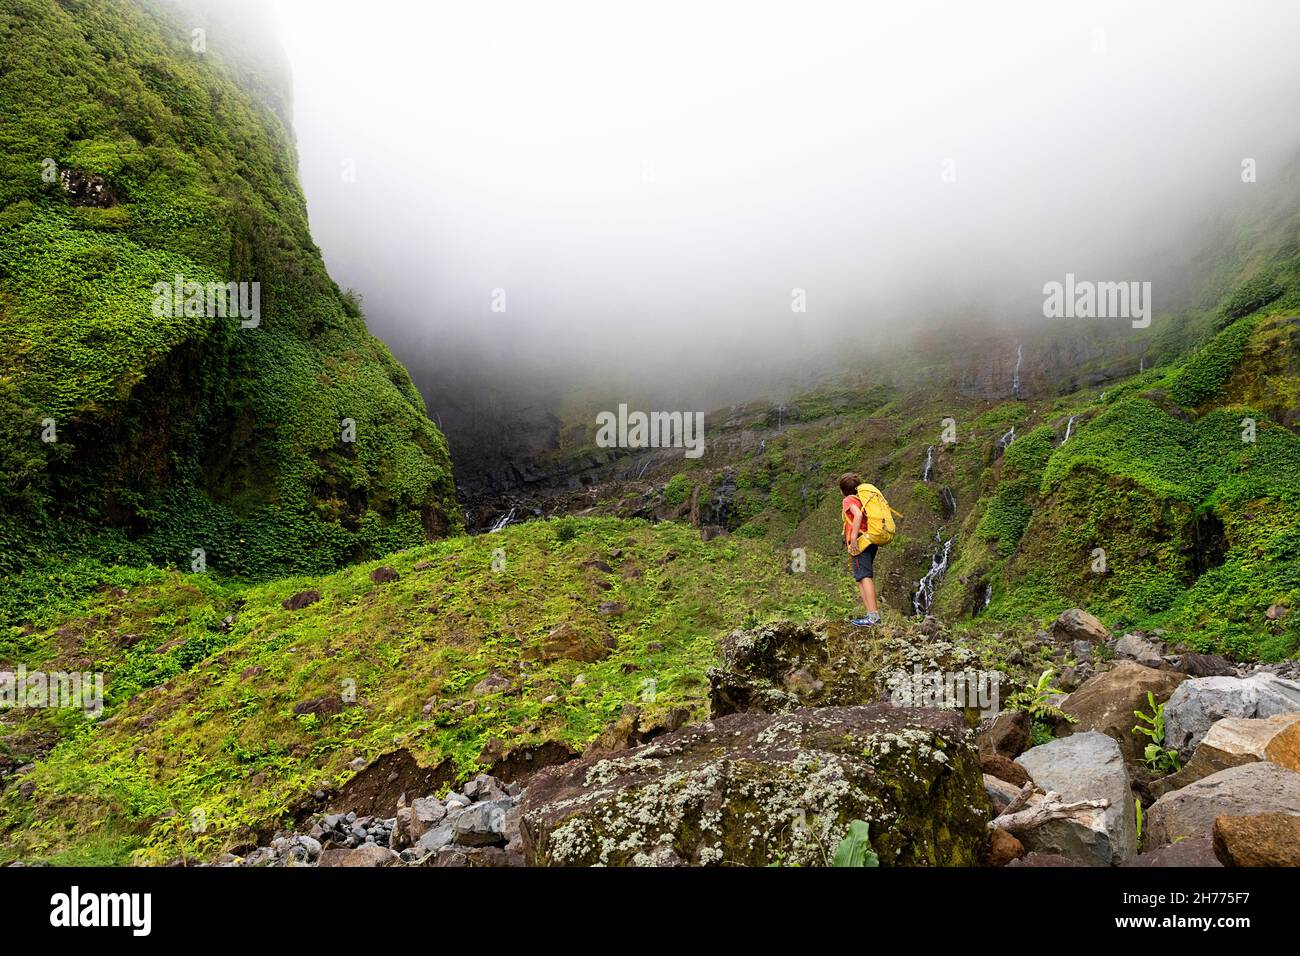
[
  {"left": 452, "top": 799, "right": 512, "bottom": 847},
  {"left": 282, "top": 590, "right": 321, "bottom": 611},
  {"left": 986, "top": 828, "right": 1025, "bottom": 866},
  {"left": 470, "top": 670, "right": 514, "bottom": 697},
  {"left": 977, "top": 710, "right": 1031, "bottom": 759},
  {"left": 1007, "top": 852, "right": 1077, "bottom": 867},
  {"left": 318, "top": 844, "right": 398, "bottom": 867},
  {"left": 369, "top": 566, "right": 400, "bottom": 584},
  {"left": 1114, "top": 633, "right": 1164, "bottom": 665},
  {"left": 1120, "top": 834, "right": 1221, "bottom": 867},
  {"left": 981, "top": 753, "right": 1030, "bottom": 787},
  {"left": 293, "top": 696, "right": 343, "bottom": 717},
  {"left": 1051, "top": 608, "right": 1108, "bottom": 644},
  {"left": 524, "top": 622, "right": 610, "bottom": 663},
  {"left": 1169, "top": 653, "right": 1237, "bottom": 678}
]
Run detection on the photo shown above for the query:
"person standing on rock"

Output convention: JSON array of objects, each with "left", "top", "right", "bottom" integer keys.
[{"left": 839, "top": 472, "right": 883, "bottom": 627}]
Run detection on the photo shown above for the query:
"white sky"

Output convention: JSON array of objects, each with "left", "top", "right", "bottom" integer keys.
[{"left": 271, "top": 0, "right": 1300, "bottom": 397}]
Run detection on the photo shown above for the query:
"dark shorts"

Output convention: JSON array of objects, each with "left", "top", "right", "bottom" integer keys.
[{"left": 851, "top": 544, "right": 878, "bottom": 581}]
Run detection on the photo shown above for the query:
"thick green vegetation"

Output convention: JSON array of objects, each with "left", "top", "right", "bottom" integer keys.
[
  {"left": 2, "top": 0, "right": 1299, "bottom": 870},
  {"left": 0, "top": 0, "right": 459, "bottom": 584},
  {"left": 0, "top": 518, "right": 852, "bottom": 864}
]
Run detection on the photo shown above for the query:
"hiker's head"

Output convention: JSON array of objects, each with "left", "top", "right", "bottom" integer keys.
[{"left": 838, "top": 472, "right": 862, "bottom": 496}]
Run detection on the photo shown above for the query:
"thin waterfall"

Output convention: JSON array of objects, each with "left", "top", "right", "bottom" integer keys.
[
  {"left": 489, "top": 507, "right": 516, "bottom": 533},
  {"left": 922, "top": 444, "right": 934, "bottom": 481},
  {"left": 1062, "top": 415, "right": 1077, "bottom": 444},
  {"left": 912, "top": 534, "right": 953, "bottom": 617}
]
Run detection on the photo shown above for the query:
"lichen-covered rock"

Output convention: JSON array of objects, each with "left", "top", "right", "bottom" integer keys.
[
  {"left": 520, "top": 704, "right": 988, "bottom": 867},
  {"left": 707, "top": 620, "right": 986, "bottom": 717}
]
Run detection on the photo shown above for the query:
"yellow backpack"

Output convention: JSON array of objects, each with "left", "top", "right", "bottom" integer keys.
[{"left": 842, "top": 483, "right": 902, "bottom": 549}]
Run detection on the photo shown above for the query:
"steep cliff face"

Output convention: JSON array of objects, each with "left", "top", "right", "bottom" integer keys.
[{"left": 0, "top": 0, "right": 459, "bottom": 579}]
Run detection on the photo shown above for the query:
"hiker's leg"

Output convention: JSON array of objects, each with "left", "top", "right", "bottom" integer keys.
[
  {"left": 857, "top": 545, "right": 878, "bottom": 613},
  {"left": 858, "top": 576, "right": 878, "bottom": 614}
]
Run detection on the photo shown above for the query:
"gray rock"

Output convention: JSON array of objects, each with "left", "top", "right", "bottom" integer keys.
[
  {"left": 1252, "top": 672, "right": 1300, "bottom": 714},
  {"left": 1119, "top": 834, "right": 1221, "bottom": 867},
  {"left": 1170, "top": 653, "right": 1236, "bottom": 678},
  {"left": 1164, "top": 673, "right": 1300, "bottom": 758},
  {"left": 1069, "top": 640, "right": 1094, "bottom": 663},
  {"left": 1114, "top": 632, "right": 1164, "bottom": 665},
  {"left": 1015, "top": 731, "right": 1136, "bottom": 865},
  {"left": 413, "top": 822, "right": 455, "bottom": 856},
  {"left": 452, "top": 799, "right": 511, "bottom": 847},
  {"left": 1143, "top": 762, "right": 1300, "bottom": 847}
]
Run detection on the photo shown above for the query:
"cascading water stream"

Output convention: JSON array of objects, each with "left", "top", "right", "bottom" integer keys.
[
  {"left": 489, "top": 506, "right": 517, "bottom": 533},
  {"left": 1011, "top": 342, "right": 1023, "bottom": 397},
  {"left": 1062, "top": 415, "right": 1077, "bottom": 444},
  {"left": 922, "top": 444, "right": 934, "bottom": 481},
  {"left": 912, "top": 534, "right": 953, "bottom": 617}
]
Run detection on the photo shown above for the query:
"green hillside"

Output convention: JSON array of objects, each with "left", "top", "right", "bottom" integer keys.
[{"left": 0, "top": 0, "right": 459, "bottom": 583}]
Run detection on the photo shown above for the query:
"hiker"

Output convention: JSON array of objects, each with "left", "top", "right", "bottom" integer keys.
[{"left": 839, "top": 472, "right": 900, "bottom": 627}]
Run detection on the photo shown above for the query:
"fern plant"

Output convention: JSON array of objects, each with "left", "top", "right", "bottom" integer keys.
[{"left": 1007, "top": 667, "right": 1078, "bottom": 723}]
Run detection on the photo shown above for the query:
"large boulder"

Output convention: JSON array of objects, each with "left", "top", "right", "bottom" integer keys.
[
  {"left": 1143, "top": 762, "right": 1300, "bottom": 847},
  {"left": 1145, "top": 714, "right": 1300, "bottom": 801},
  {"left": 1051, "top": 608, "right": 1108, "bottom": 644},
  {"left": 1060, "top": 663, "right": 1186, "bottom": 766},
  {"left": 1212, "top": 813, "right": 1300, "bottom": 866},
  {"left": 521, "top": 705, "right": 988, "bottom": 866},
  {"left": 1164, "top": 673, "right": 1300, "bottom": 758},
  {"left": 1014, "top": 731, "right": 1137, "bottom": 865},
  {"left": 706, "top": 620, "right": 991, "bottom": 718}
]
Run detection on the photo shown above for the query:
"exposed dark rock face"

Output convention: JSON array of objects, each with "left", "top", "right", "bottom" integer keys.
[{"left": 59, "top": 168, "right": 117, "bottom": 207}]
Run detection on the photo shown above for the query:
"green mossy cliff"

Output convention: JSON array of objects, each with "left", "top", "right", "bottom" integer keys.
[{"left": 0, "top": 0, "right": 460, "bottom": 580}]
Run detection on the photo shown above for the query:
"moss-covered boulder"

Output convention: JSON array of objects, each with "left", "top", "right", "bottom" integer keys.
[
  {"left": 520, "top": 704, "right": 989, "bottom": 867},
  {"left": 707, "top": 619, "right": 990, "bottom": 717}
]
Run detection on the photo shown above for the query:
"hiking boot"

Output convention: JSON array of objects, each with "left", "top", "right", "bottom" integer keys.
[{"left": 851, "top": 613, "right": 881, "bottom": 627}]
